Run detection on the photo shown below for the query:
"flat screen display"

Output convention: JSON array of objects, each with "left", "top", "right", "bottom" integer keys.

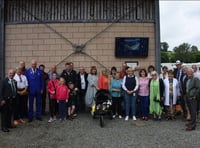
[{"left": 115, "top": 37, "right": 149, "bottom": 58}]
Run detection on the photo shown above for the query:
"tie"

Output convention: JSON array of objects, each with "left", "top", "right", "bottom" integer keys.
[{"left": 10, "top": 79, "right": 16, "bottom": 96}]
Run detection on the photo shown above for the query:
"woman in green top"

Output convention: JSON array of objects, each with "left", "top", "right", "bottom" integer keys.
[{"left": 149, "top": 71, "right": 164, "bottom": 120}]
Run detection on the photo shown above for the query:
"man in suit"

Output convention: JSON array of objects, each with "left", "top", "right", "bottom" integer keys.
[
  {"left": 25, "top": 60, "right": 44, "bottom": 122},
  {"left": 76, "top": 67, "right": 88, "bottom": 112},
  {"left": 39, "top": 64, "right": 49, "bottom": 115},
  {"left": 0, "top": 69, "right": 18, "bottom": 132},
  {"left": 185, "top": 68, "right": 200, "bottom": 131}
]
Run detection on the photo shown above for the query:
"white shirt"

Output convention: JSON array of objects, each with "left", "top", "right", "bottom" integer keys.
[
  {"left": 193, "top": 71, "right": 200, "bottom": 80},
  {"left": 80, "top": 74, "right": 86, "bottom": 90},
  {"left": 13, "top": 74, "right": 28, "bottom": 89}
]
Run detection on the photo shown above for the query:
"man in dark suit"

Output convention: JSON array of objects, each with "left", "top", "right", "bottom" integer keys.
[
  {"left": 0, "top": 69, "right": 18, "bottom": 132},
  {"left": 25, "top": 60, "right": 44, "bottom": 122},
  {"left": 185, "top": 69, "right": 200, "bottom": 131},
  {"left": 76, "top": 67, "right": 88, "bottom": 112}
]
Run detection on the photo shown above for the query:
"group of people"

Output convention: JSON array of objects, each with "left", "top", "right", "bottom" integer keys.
[{"left": 0, "top": 59, "right": 200, "bottom": 132}]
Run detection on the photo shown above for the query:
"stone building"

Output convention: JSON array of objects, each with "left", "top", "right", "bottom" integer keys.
[{"left": 0, "top": 0, "right": 160, "bottom": 77}]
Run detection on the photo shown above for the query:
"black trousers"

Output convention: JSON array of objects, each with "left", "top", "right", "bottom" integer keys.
[
  {"left": 187, "top": 98, "right": 197, "bottom": 128},
  {"left": 1, "top": 100, "right": 11, "bottom": 129},
  {"left": 49, "top": 99, "right": 57, "bottom": 118},
  {"left": 41, "top": 90, "right": 47, "bottom": 114},
  {"left": 77, "top": 90, "right": 86, "bottom": 112},
  {"left": 112, "top": 97, "right": 122, "bottom": 115},
  {"left": 18, "top": 94, "right": 27, "bottom": 119}
]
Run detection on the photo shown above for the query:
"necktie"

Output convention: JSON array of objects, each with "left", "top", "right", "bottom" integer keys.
[{"left": 10, "top": 79, "right": 16, "bottom": 96}]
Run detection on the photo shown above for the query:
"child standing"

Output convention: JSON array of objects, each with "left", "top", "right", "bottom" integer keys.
[
  {"left": 47, "top": 72, "right": 59, "bottom": 123},
  {"left": 56, "top": 77, "right": 69, "bottom": 121},
  {"left": 67, "top": 82, "right": 77, "bottom": 120}
]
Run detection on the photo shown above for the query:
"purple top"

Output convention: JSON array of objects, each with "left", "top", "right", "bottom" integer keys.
[{"left": 138, "top": 77, "right": 149, "bottom": 96}]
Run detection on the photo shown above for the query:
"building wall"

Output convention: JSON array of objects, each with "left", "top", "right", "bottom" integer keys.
[{"left": 5, "top": 22, "right": 155, "bottom": 73}]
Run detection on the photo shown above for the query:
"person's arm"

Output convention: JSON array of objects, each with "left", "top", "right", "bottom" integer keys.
[
  {"left": 66, "top": 87, "right": 69, "bottom": 102},
  {"left": 122, "top": 76, "right": 127, "bottom": 91},
  {"left": 133, "top": 76, "right": 139, "bottom": 92}
]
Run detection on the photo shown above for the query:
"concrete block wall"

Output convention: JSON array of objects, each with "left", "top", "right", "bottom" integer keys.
[{"left": 5, "top": 23, "right": 155, "bottom": 74}]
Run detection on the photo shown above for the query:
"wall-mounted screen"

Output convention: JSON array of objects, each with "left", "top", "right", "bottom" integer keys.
[{"left": 115, "top": 37, "right": 149, "bottom": 58}]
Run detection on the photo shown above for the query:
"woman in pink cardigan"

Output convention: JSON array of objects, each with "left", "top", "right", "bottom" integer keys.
[{"left": 138, "top": 69, "right": 150, "bottom": 121}]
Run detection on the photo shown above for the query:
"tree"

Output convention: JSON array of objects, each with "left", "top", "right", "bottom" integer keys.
[
  {"left": 173, "top": 43, "right": 191, "bottom": 62},
  {"left": 160, "top": 42, "right": 169, "bottom": 52},
  {"left": 191, "top": 45, "right": 198, "bottom": 52}
]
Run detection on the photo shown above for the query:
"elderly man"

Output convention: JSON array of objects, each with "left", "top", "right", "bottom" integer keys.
[
  {"left": 185, "top": 68, "right": 200, "bottom": 131},
  {"left": 192, "top": 65, "right": 200, "bottom": 80},
  {"left": 48, "top": 65, "right": 60, "bottom": 80},
  {"left": 19, "top": 60, "right": 26, "bottom": 75},
  {"left": 76, "top": 67, "right": 88, "bottom": 112},
  {"left": 0, "top": 69, "right": 18, "bottom": 132},
  {"left": 25, "top": 60, "right": 44, "bottom": 122}
]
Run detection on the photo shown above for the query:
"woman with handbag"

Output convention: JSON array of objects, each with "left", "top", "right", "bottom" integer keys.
[
  {"left": 149, "top": 71, "right": 164, "bottom": 121},
  {"left": 47, "top": 72, "right": 59, "bottom": 123}
]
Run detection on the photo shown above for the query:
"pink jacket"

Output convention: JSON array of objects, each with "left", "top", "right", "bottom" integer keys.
[
  {"left": 56, "top": 85, "right": 69, "bottom": 101},
  {"left": 47, "top": 79, "right": 59, "bottom": 99}
]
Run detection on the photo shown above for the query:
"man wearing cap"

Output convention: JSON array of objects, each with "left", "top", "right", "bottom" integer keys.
[{"left": 174, "top": 60, "right": 184, "bottom": 81}]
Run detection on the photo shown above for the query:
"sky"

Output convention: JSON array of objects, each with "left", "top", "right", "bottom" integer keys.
[{"left": 160, "top": 1, "right": 200, "bottom": 50}]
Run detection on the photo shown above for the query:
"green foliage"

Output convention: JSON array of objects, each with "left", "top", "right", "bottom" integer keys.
[
  {"left": 160, "top": 42, "right": 169, "bottom": 52},
  {"left": 161, "top": 42, "right": 199, "bottom": 63}
]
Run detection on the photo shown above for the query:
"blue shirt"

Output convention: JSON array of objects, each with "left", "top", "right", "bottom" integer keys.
[{"left": 110, "top": 78, "right": 122, "bottom": 97}]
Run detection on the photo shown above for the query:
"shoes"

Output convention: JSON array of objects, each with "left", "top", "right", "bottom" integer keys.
[
  {"left": 133, "top": 116, "right": 137, "bottom": 121},
  {"left": 36, "top": 117, "right": 42, "bottom": 121},
  {"left": 112, "top": 115, "right": 116, "bottom": 119},
  {"left": 119, "top": 115, "right": 122, "bottom": 119},
  {"left": 28, "top": 118, "right": 33, "bottom": 122},
  {"left": 13, "top": 120, "right": 19, "bottom": 126},
  {"left": 18, "top": 119, "right": 26, "bottom": 124},
  {"left": 53, "top": 116, "right": 57, "bottom": 121},
  {"left": 185, "top": 127, "right": 195, "bottom": 131},
  {"left": 48, "top": 118, "right": 53, "bottom": 123},
  {"left": 73, "top": 113, "right": 77, "bottom": 117},
  {"left": 141, "top": 117, "right": 145, "bottom": 120},
  {"left": 2, "top": 128, "right": 9, "bottom": 132},
  {"left": 144, "top": 117, "right": 148, "bottom": 121},
  {"left": 125, "top": 116, "right": 129, "bottom": 121},
  {"left": 185, "top": 123, "right": 190, "bottom": 127}
]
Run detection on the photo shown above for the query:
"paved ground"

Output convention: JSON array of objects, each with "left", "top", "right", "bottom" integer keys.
[{"left": 0, "top": 113, "right": 200, "bottom": 148}]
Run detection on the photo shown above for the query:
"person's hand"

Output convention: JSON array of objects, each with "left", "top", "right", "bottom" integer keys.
[
  {"left": 57, "top": 100, "right": 59, "bottom": 103},
  {"left": 75, "top": 88, "right": 78, "bottom": 91},
  {"left": 41, "top": 90, "right": 43, "bottom": 94},
  {"left": 66, "top": 100, "right": 68, "bottom": 103},
  {"left": 0, "top": 100, "right": 6, "bottom": 106},
  {"left": 52, "top": 91, "right": 55, "bottom": 94}
]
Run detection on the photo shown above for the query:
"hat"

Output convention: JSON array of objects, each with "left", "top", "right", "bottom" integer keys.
[{"left": 175, "top": 60, "right": 181, "bottom": 65}]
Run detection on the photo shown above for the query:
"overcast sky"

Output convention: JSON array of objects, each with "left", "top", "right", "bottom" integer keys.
[{"left": 160, "top": 1, "right": 200, "bottom": 50}]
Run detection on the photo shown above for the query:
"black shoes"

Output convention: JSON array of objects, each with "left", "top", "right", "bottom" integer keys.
[
  {"left": 28, "top": 118, "right": 33, "bottom": 122},
  {"left": 2, "top": 128, "right": 10, "bottom": 132},
  {"left": 36, "top": 117, "right": 42, "bottom": 121}
]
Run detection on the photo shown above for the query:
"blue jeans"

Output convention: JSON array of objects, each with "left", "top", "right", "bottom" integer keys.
[
  {"left": 58, "top": 100, "right": 66, "bottom": 119},
  {"left": 125, "top": 93, "right": 136, "bottom": 116},
  {"left": 139, "top": 96, "right": 149, "bottom": 117}
]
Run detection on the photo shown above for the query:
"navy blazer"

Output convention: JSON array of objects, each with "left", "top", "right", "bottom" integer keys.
[{"left": 25, "top": 68, "right": 44, "bottom": 94}]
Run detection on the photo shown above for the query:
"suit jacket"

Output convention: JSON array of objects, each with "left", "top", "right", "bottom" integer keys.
[
  {"left": 0, "top": 78, "right": 17, "bottom": 101},
  {"left": 187, "top": 77, "right": 200, "bottom": 98},
  {"left": 174, "top": 68, "right": 184, "bottom": 81},
  {"left": 61, "top": 70, "right": 77, "bottom": 86},
  {"left": 25, "top": 68, "right": 44, "bottom": 94},
  {"left": 76, "top": 72, "right": 88, "bottom": 91}
]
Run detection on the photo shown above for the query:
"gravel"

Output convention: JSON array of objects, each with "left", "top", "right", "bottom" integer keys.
[{"left": 0, "top": 113, "right": 200, "bottom": 148}]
